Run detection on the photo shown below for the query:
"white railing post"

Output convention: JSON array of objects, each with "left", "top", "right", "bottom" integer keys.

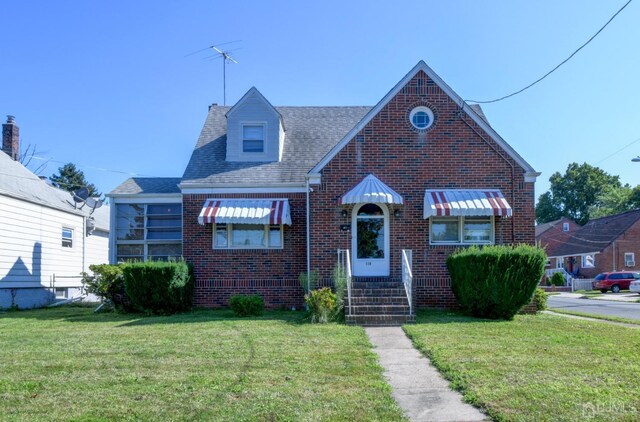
[
  {"left": 402, "top": 249, "right": 413, "bottom": 316},
  {"left": 337, "top": 249, "right": 353, "bottom": 317}
]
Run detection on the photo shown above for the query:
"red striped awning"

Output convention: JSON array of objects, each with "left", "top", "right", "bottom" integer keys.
[
  {"left": 423, "top": 190, "right": 512, "bottom": 218},
  {"left": 198, "top": 199, "right": 291, "bottom": 225}
]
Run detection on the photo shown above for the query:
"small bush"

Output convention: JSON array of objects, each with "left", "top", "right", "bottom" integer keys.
[
  {"left": 229, "top": 295, "right": 264, "bottom": 317},
  {"left": 551, "top": 272, "right": 565, "bottom": 287},
  {"left": 82, "top": 264, "right": 133, "bottom": 312},
  {"left": 122, "top": 260, "right": 193, "bottom": 315},
  {"left": 306, "top": 287, "right": 337, "bottom": 324},
  {"left": 447, "top": 244, "right": 547, "bottom": 320},
  {"left": 532, "top": 288, "right": 548, "bottom": 312},
  {"left": 545, "top": 277, "right": 552, "bottom": 287}
]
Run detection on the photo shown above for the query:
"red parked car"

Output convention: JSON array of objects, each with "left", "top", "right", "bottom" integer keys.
[{"left": 592, "top": 271, "right": 640, "bottom": 293}]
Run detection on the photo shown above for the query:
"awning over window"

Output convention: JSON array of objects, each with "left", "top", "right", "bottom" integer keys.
[
  {"left": 423, "top": 190, "right": 512, "bottom": 218},
  {"left": 198, "top": 199, "right": 292, "bottom": 225},
  {"left": 340, "top": 174, "right": 403, "bottom": 205}
]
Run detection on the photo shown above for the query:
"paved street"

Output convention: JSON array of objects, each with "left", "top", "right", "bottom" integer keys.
[{"left": 548, "top": 295, "right": 640, "bottom": 321}]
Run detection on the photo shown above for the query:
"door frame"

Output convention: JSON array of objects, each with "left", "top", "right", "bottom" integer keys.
[{"left": 351, "top": 203, "right": 390, "bottom": 277}]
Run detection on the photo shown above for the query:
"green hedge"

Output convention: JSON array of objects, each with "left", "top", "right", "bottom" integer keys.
[
  {"left": 122, "top": 260, "right": 193, "bottom": 314},
  {"left": 551, "top": 272, "right": 565, "bottom": 287},
  {"left": 229, "top": 295, "right": 264, "bottom": 317},
  {"left": 447, "top": 244, "right": 547, "bottom": 320}
]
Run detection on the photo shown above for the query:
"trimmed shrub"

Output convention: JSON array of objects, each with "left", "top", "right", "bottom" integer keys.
[
  {"left": 545, "top": 276, "right": 552, "bottom": 287},
  {"left": 122, "top": 260, "right": 193, "bottom": 314},
  {"left": 82, "top": 264, "right": 133, "bottom": 312},
  {"left": 447, "top": 244, "right": 547, "bottom": 320},
  {"left": 551, "top": 272, "right": 565, "bottom": 287},
  {"left": 532, "top": 288, "right": 548, "bottom": 312},
  {"left": 306, "top": 287, "right": 337, "bottom": 323},
  {"left": 229, "top": 295, "right": 264, "bottom": 317}
]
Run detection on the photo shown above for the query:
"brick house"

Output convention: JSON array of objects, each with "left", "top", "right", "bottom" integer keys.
[
  {"left": 108, "top": 61, "right": 539, "bottom": 322},
  {"left": 540, "top": 210, "right": 640, "bottom": 280},
  {"left": 536, "top": 217, "right": 580, "bottom": 273}
]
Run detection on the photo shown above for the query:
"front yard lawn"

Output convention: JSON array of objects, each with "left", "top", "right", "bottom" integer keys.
[
  {"left": 404, "top": 310, "right": 640, "bottom": 422},
  {"left": 0, "top": 306, "right": 405, "bottom": 421}
]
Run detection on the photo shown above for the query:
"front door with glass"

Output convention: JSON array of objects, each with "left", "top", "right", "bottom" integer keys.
[{"left": 352, "top": 203, "right": 390, "bottom": 276}]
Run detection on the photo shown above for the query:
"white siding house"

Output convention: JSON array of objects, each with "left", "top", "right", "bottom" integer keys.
[{"left": 0, "top": 117, "right": 110, "bottom": 308}]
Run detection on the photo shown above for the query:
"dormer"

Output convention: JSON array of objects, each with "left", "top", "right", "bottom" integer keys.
[{"left": 225, "top": 87, "right": 285, "bottom": 162}]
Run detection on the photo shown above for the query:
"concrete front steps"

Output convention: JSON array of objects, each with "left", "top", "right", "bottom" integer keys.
[{"left": 345, "top": 279, "right": 415, "bottom": 326}]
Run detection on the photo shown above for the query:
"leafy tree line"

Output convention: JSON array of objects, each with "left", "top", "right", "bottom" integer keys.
[{"left": 536, "top": 162, "right": 640, "bottom": 225}]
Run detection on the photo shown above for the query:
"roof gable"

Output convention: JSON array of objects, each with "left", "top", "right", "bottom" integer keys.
[
  {"left": 226, "top": 87, "right": 283, "bottom": 127},
  {"left": 308, "top": 61, "right": 539, "bottom": 180}
]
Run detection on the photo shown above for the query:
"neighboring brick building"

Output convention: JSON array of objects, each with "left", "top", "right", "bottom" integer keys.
[
  {"left": 108, "top": 61, "right": 540, "bottom": 320},
  {"left": 542, "top": 210, "right": 640, "bottom": 279},
  {"left": 536, "top": 217, "right": 580, "bottom": 272}
]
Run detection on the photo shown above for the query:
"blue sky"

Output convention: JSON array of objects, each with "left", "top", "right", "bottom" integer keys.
[{"left": 2, "top": 1, "right": 639, "bottom": 200}]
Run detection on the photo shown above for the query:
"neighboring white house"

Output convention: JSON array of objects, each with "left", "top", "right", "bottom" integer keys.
[{"left": 0, "top": 116, "right": 110, "bottom": 308}]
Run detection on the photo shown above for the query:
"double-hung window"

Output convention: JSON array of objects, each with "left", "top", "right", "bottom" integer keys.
[
  {"left": 62, "top": 228, "right": 73, "bottom": 248},
  {"left": 430, "top": 216, "right": 493, "bottom": 245},
  {"left": 242, "top": 125, "right": 265, "bottom": 153},
  {"left": 214, "top": 223, "right": 282, "bottom": 249},
  {"left": 582, "top": 254, "right": 595, "bottom": 268}
]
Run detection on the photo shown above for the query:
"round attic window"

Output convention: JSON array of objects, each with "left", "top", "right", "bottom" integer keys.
[{"left": 409, "top": 106, "right": 434, "bottom": 130}]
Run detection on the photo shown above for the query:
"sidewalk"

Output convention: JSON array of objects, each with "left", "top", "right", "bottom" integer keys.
[
  {"left": 556, "top": 292, "right": 640, "bottom": 302},
  {"left": 365, "top": 326, "right": 486, "bottom": 422}
]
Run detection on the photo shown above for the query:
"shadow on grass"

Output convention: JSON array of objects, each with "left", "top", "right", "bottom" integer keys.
[
  {"left": 413, "top": 308, "right": 532, "bottom": 325},
  {"left": 0, "top": 304, "right": 311, "bottom": 327}
]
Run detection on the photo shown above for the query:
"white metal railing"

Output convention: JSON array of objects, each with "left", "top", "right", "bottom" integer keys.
[
  {"left": 572, "top": 278, "right": 595, "bottom": 292},
  {"left": 401, "top": 249, "right": 413, "bottom": 316},
  {"left": 337, "top": 249, "right": 353, "bottom": 316},
  {"left": 545, "top": 268, "right": 574, "bottom": 285}
]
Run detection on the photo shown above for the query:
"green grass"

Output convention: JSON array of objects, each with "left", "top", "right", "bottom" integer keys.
[
  {"left": 548, "top": 308, "right": 640, "bottom": 326},
  {"left": 404, "top": 310, "right": 640, "bottom": 422},
  {"left": 0, "top": 306, "right": 405, "bottom": 421}
]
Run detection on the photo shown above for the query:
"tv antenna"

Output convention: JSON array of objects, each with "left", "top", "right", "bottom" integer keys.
[
  {"left": 185, "top": 40, "right": 241, "bottom": 105},
  {"left": 211, "top": 45, "right": 238, "bottom": 106}
]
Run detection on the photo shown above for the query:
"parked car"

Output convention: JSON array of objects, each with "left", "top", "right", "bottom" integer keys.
[
  {"left": 630, "top": 278, "right": 640, "bottom": 294},
  {"left": 592, "top": 272, "right": 640, "bottom": 293}
]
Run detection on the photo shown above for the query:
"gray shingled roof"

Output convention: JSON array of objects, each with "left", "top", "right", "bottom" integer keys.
[
  {"left": 550, "top": 209, "right": 640, "bottom": 257},
  {"left": 0, "top": 152, "right": 110, "bottom": 229},
  {"left": 109, "top": 177, "right": 182, "bottom": 195},
  {"left": 181, "top": 106, "right": 372, "bottom": 185}
]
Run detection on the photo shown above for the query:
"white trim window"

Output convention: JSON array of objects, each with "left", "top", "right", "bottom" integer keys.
[
  {"left": 556, "top": 257, "right": 563, "bottom": 269},
  {"left": 429, "top": 216, "right": 493, "bottom": 245},
  {"left": 242, "top": 124, "right": 265, "bottom": 153},
  {"left": 625, "top": 252, "right": 635, "bottom": 267},
  {"left": 214, "top": 223, "right": 283, "bottom": 249},
  {"left": 582, "top": 254, "right": 595, "bottom": 268},
  {"left": 115, "top": 203, "right": 182, "bottom": 262},
  {"left": 62, "top": 227, "right": 73, "bottom": 248},
  {"left": 562, "top": 222, "right": 569, "bottom": 232}
]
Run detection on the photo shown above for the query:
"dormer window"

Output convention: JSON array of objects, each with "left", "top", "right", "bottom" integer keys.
[{"left": 243, "top": 124, "right": 265, "bottom": 153}]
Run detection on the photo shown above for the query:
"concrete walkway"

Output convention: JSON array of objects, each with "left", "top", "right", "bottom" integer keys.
[{"left": 366, "top": 327, "right": 486, "bottom": 422}]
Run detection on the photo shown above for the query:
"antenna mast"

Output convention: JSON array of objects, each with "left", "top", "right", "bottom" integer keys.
[{"left": 211, "top": 46, "right": 238, "bottom": 106}]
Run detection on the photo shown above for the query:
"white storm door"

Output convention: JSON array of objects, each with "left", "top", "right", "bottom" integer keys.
[{"left": 352, "top": 203, "right": 389, "bottom": 276}]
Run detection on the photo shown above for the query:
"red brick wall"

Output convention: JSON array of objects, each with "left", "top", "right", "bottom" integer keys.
[
  {"left": 575, "top": 218, "right": 640, "bottom": 278},
  {"left": 309, "top": 70, "right": 536, "bottom": 308},
  {"left": 183, "top": 193, "right": 308, "bottom": 309}
]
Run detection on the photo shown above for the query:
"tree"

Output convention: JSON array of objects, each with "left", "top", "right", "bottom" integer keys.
[
  {"left": 49, "top": 163, "right": 101, "bottom": 197},
  {"left": 535, "top": 162, "right": 621, "bottom": 225},
  {"left": 590, "top": 184, "right": 640, "bottom": 219}
]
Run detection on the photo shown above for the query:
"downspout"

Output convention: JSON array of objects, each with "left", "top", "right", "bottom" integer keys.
[
  {"left": 82, "top": 216, "right": 87, "bottom": 273},
  {"left": 305, "top": 178, "right": 311, "bottom": 294}
]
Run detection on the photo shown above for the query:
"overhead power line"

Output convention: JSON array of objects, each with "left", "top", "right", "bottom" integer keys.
[{"left": 466, "top": 0, "right": 633, "bottom": 104}]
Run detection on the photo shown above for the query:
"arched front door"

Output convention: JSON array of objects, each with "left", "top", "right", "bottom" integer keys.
[{"left": 352, "top": 203, "right": 389, "bottom": 276}]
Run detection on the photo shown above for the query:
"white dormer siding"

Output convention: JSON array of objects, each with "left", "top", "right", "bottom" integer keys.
[{"left": 226, "top": 87, "right": 285, "bottom": 162}]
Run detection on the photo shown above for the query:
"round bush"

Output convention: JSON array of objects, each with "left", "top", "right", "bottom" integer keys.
[
  {"left": 551, "top": 271, "right": 565, "bottom": 287},
  {"left": 447, "top": 245, "right": 547, "bottom": 320}
]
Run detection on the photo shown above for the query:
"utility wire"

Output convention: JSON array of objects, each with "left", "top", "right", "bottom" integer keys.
[
  {"left": 594, "top": 136, "right": 640, "bottom": 165},
  {"left": 467, "top": 0, "right": 633, "bottom": 104}
]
